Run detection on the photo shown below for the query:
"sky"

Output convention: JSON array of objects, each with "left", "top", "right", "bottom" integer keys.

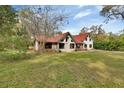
[{"left": 13, "top": 5, "right": 124, "bottom": 35}]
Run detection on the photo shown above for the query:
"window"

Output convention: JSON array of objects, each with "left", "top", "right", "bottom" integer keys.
[
  {"left": 84, "top": 44, "right": 87, "bottom": 48},
  {"left": 71, "top": 39, "right": 73, "bottom": 42},
  {"left": 70, "top": 44, "right": 74, "bottom": 49},
  {"left": 59, "top": 43, "right": 65, "bottom": 49},
  {"left": 66, "top": 36, "right": 69, "bottom": 42},
  {"left": 89, "top": 44, "right": 92, "bottom": 48},
  {"left": 45, "top": 43, "right": 52, "bottom": 49},
  {"left": 89, "top": 38, "right": 91, "bottom": 41},
  {"left": 60, "top": 39, "right": 64, "bottom": 42},
  {"left": 80, "top": 44, "right": 83, "bottom": 48},
  {"left": 76, "top": 44, "right": 80, "bottom": 48}
]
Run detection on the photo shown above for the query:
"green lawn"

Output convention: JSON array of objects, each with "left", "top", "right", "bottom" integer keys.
[{"left": 0, "top": 50, "right": 124, "bottom": 88}]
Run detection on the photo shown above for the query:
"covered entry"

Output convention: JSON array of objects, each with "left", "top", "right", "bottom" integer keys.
[{"left": 45, "top": 43, "right": 52, "bottom": 49}]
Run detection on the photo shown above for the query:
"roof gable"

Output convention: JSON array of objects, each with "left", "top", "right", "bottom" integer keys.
[
  {"left": 47, "top": 32, "right": 76, "bottom": 43},
  {"left": 73, "top": 33, "right": 89, "bottom": 43}
]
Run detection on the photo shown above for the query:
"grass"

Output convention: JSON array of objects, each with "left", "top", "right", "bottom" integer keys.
[{"left": 0, "top": 50, "right": 124, "bottom": 87}]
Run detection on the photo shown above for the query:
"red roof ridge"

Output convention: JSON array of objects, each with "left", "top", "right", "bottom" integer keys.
[{"left": 35, "top": 32, "right": 90, "bottom": 43}]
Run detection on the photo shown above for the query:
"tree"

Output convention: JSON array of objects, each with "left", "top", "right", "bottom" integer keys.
[
  {"left": 100, "top": 5, "right": 124, "bottom": 23},
  {"left": 89, "top": 24, "right": 105, "bottom": 42},
  {"left": 90, "top": 25, "right": 105, "bottom": 35},
  {"left": 100, "top": 5, "right": 124, "bottom": 51},
  {"left": 90, "top": 25, "right": 98, "bottom": 34},
  {"left": 18, "top": 5, "right": 68, "bottom": 51},
  {"left": 80, "top": 27, "right": 89, "bottom": 33},
  {"left": 0, "top": 6, "right": 31, "bottom": 51},
  {"left": 119, "top": 29, "right": 124, "bottom": 35},
  {"left": 0, "top": 5, "right": 16, "bottom": 35},
  {"left": 0, "top": 5, "right": 17, "bottom": 50}
]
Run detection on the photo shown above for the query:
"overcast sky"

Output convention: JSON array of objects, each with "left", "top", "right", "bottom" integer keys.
[{"left": 13, "top": 5, "right": 124, "bottom": 35}]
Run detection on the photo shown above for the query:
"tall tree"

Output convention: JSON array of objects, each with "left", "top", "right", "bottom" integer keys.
[
  {"left": 90, "top": 25, "right": 105, "bottom": 35},
  {"left": 100, "top": 5, "right": 124, "bottom": 23},
  {"left": 0, "top": 5, "right": 17, "bottom": 50},
  {"left": 80, "top": 27, "right": 89, "bottom": 33},
  {"left": 18, "top": 5, "right": 68, "bottom": 51},
  {"left": 0, "top": 5, "right": 16, "bottom": 35}
]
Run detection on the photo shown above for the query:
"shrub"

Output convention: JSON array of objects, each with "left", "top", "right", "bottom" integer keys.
[
  {"left": 0, "top": 49, "right": 32, "bottom": 61},
  {"left": 118, "top": 46, "right": 124, "bottom": 51}
]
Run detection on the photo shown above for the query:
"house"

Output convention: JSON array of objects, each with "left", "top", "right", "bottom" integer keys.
[
  {"left": 34, "top": 32, "right": 93, "bottom": 52},
  {"left": 74, "top": 32, "right": 93, "bottom": 50}
]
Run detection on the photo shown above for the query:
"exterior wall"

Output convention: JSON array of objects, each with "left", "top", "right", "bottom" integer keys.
[
  {"left": 83, "top": 35, "right": 93, "bottom": 50},
  {"left": 35, "top": 34, "right": 94, "bottom": 52},
  {"left": 49, "top": 35, "right": 94, "bottom": 52},
  {"left": 59, "top": 35, "right": 76, "bottom": 52},
  {"left": 52, "top": 43, "right": 58, "bottom": 50},
  {"left": 76, "top": 43, "right": 83, "bottom": 50}
]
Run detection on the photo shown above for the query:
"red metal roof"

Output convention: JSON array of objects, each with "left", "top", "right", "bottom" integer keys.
[
  {"left": 35, "top": 32, "right": 89, "bottom": 43},
  {"left": 47, "top": 32, "right": 68, "bottom": 43},
  {"left": 35, "top": 34, "right": 47, "bottom": 42},
  {"left": 73, "top": 33, "right": 89, "bottom": 43},
  {"left": 35, "top": 32, "right": 70, "bottom": 43}
]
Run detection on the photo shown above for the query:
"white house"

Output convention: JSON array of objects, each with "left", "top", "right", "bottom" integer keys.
[{"left": 34, "top": 32, "right": 93, "bottom": 52}]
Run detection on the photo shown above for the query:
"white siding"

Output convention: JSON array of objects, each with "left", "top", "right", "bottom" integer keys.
[
  {"left": 59, "top": 35, "right": 76, "bottom": 52},
  {"left": 52, "top": 44, "right": 57, "bottom": 50},
  {"left": 83, "top": 35, "right": 93, "bottom": 50}
]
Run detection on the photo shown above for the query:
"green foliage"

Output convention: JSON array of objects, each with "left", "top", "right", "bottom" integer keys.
[
  {"left": 0, "top": 5, "right": 17, "bottom": 50},
  {"left": 93, "top": 34, "right": 124, "bottom": 51},
  {"left": 0, "top": 49, "right": 33, "bottom": 61},
  {"left": 0, "top": 30, "right": 31, "bottom": 51},
  {"left": 0, "top": 5, "right": 16, "bottom": 35},
  {"left": 118, "top": 35, "right": 124, "bottom": 51},
  {"left": 100, "top": 6, "right": 124, "bottom": 23},
  {"left": 0, "top": 6, "right": 31, "bottom": 52},
  {"left": 10, "top": 36, "right": 30, "bottom": 51}
]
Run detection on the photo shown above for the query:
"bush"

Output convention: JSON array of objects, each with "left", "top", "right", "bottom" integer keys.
[
  {"left": 0, "top": 49, "right": 32, "bottom": 61},
  {"left": 94, "top": 40, "right": 123, "bottom": 51},
  {"left": 118, "top": 46, "right": 124, "bottom": 51}
]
